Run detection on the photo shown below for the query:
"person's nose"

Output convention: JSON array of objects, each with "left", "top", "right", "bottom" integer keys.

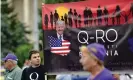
[
  {"left": 37, "top": 57, "right": 40, "bottom": 60},
  {"left": 59, "top": 27, "right": 61, "bottom": 30}
]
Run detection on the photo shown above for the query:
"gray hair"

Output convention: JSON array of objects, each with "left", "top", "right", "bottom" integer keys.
[
  {"left": 12, "top": 60, "right": 17, "bottom": 64},
  {"left": 8, "top": 59, "right": 18, "bottom": 65},
  {"left": 56, "top": 20, "right": 65, "bottom": 27}
]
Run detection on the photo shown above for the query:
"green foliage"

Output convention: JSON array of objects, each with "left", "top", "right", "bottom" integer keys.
[
  {"left": 15, "top": 44, "right": 33, "bottom": 67},
  {"left": 1, "top": 0, "right": 32, "bottom": 67}
]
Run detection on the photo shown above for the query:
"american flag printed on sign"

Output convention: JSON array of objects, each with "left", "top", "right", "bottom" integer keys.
[{"left": 48, "top": 36, "right": 71, "bottom": 56}]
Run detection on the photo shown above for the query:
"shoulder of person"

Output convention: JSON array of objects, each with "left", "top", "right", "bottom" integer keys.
[
  {"left": 48, "top": 30, "right": 57, "bottom": 38},
  {"left": 103, "top": 70, "right": 114, "bottom": 80},
  {"left": 14, "top": 66, "right": 22, "bottom": 73},
  {"left": 22, "top": 67, "right": 31, "bottom": 73},
  {"left": 40, "top": 65, "right": 45, "bottom": 70},
  {"left": 39, "top": 65, "right": 44, "bottom": 68}
]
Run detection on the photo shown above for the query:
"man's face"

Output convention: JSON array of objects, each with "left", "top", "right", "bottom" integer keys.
[
  {"left": 4, "top": 60, "right": 12, "bottom": 70},
  {"left": 56, "top": 24, "right": 65, "bottom": 35},
  {"left": 30, "top": 53, "right": 41, "bottom": 66},
  {"left": 79, "top": 46, "right": 97, "bottom": 71}
]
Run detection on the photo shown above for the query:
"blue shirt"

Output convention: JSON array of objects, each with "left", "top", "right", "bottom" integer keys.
[{"left": 88, "top": 68, "right": 114, "bottom": 80}]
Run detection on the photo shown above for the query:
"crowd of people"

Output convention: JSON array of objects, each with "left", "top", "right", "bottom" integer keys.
[
  {"left": 2, "top": 20, "right": 133, "bottom": 80},
  {"left": 2, "top": 50, "right": 45, "bottom": 80},
  {"left": 2, "top": 44, "right": 133, "bottom": 80},
  {"left": 44, "top": 3, "right": 133, "bottom": 29}
]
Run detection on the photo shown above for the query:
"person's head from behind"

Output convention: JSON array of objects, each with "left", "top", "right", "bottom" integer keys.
[
  {"left": 29, "top": 50, "right": 41, "bottom": 67},
  {"left": 56, "top": 20, "right": 65, "bottom": 35},
  {"left": 79, "top": 43, "right": 106, "bottom": 72},
  {"left": 2, "top": 53, "right": 18, "bottom": 70}
]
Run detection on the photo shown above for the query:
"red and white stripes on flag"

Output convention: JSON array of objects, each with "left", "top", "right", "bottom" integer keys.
[{"left": 51, "top": 40, "right": 71, "bottom": 56}]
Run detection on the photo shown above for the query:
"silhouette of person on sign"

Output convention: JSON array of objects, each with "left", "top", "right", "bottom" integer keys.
[
  {"left": 130, "top": 3, "right": 133, "bottom": 18},
  {"left": 68, "top": 8, "right": 73, "bottom": 27},
  {"left": 103, "top": 7, "right": 109, "bottom": 25},
  {"left": 97, "top": 5, "right": 103, "bottom": 25},
  {"left": 54, "top": 10, "right": 59, "bottom": 27},
  {"left": 64, "top": 13, "right": 68, "bottom": 27},
  {"left": 115, "top": 5, "right": 121, "bottom": 25},
  {"left": 84, "top": 7, "right": 89, "bottom": 27},
  {"left": 44, "top": 14, "right": 49, "bottom": 29},
  {"left": 50, "top": 12, "right": 54, "bottom": 28},
  {"left": 121, "top": 11, "right": 130, "bottom": 23},
  {"left": 61, "top": 16, "right": 64, "bottom": 21},
  {"left": 78, "top": 14, "right": 81, "bottom": 27},
  {"left": 88, "top": 8, "right": 93, "bottom": 26},
  {"left": 110, "top": 13, "right": 115, "bottom": 25},
  {"left": 74, "top": 9, "right": 78, "bottom": 28}
]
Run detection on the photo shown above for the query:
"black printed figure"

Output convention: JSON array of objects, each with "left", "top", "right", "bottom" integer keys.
[
  {"left": 50, "top": 12, "right": 54, "bottom": 28},
  {"left": 68, "top": 8, "right": 73, "bottom": 27},
  {"left": 110, "top": 13, "right": 115, "bottom": 25},
  {"left": 64, "top": 13, "right": 68, "bottom": 27},
  {"left": 44, "top": 14, "right": 49, "bottom": 29},
  {"left": 61, "top": 16, "right": 64, "bottom": 21},
  {"left": 97, "top": 5, "right": 103, "bottom": 25},
  {"left": 121, "top": 11, "right": 130, "bottom": 23},
  {"left": 74, "top": 9, "right": 78, "bottom": 28},
  {"left": 103, "top": 7, "right": 109, "bottom": 25},
  {"left": 78, "top": 14, "right": 81, "bottom": 27},
  {"left": 84, "top": 7, "right": 89, "bottom": 27},
  {"left": 115, "top": 5, "right": 121, "bottom": 25},
  {"left": 54, "top": 10, "right": 59, "bottom": 27},
  {"left": 87, "top": 8, "right": 93, "bottom": 26},
  {"left": 130, "top": 3, "right": 133, "bottom": 18}
]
